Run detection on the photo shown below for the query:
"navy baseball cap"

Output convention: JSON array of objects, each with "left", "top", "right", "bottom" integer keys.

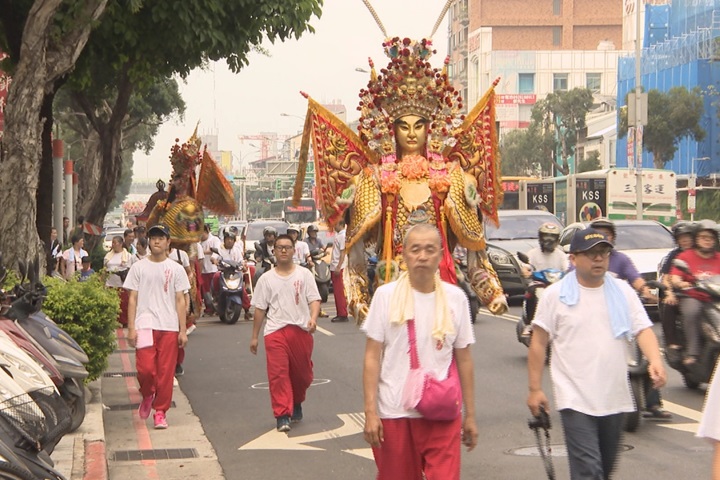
[
  {"left": 147, "top": 224, "right": 171, "bottom": 238},
  {"left": 569, "top": 228, "right": 613, "bottom": 253}
]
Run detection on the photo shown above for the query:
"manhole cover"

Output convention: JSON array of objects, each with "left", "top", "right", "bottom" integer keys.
[
  {"left": 251, "top": 378, "right": 331, "bottom": 390},
  {"left": 508, "top": 444, "right": 633, "bottom": 457}
]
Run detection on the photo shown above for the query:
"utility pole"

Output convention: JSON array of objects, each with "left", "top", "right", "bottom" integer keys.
[{"left": 628, "top": 0, "right": 648, "bottom": 220}]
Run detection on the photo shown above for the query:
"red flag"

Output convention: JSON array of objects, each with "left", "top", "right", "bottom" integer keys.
[{"left": 196, "top": 150, "right": 236, "bottom": 215}]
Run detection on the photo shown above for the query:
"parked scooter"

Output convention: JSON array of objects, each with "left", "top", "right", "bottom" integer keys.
[
  {"left": 204, "top": 248, "right": 248, "bottom": 324},
  {"left": 664, "top": 259, "right": 720, "bottom": 389},
  {"left": 2, "top": 259, "right": 89, "bottom": 432},
  {"left": 0, "top": 366, "right": 66, "bottom": 479},
  {"left": 309, "top": 248, "right": 331, "bottom": 303},
  {"left": 515, "top": 252, "right": 564, "bottom": 347}
]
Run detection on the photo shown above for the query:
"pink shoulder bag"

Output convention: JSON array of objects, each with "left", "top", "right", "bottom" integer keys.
[{"left": 400, "top": 319, "right": 462, "bottom": 421}]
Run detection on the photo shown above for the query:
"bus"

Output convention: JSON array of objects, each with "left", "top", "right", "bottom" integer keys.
[
  {"left": 499, "top": 176, "right": 539, "bottom": 210},
  {"left": 269, "top": 197, "right": 318, "bottom": 224}
]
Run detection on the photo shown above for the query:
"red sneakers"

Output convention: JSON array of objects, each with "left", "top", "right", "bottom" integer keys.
[
  {"left": 138, "top": 395, "right": 153, "bottom": 420},
  {"left": 154, "top": 411, "right": 168, "bottom": 429}
]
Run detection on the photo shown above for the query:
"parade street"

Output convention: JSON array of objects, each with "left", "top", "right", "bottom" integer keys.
[{"left": 102, "top": 297, "right": 713, "bottom": 480}]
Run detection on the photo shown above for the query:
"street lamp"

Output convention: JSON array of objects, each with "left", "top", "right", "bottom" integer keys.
[
  {"left": 280, "top": 113, "right": 304, "bottom": 120},
  {"left": 355, "top": 67, "right": 369, "bottom": 73},
  {"left": 233, "top": 175, "right": 247, "bottom": 221},
  {"left": 689, "top": 156, "right": 710, "bottom": 221}
]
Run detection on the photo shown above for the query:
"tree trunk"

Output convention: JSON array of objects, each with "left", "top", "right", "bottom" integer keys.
[
  {"left": 0, "top": 0, "right": 108, "bottom": 269},
  {"left": 36, "top": 91, "right": 56, "bottom": 246},
  {"left": 652, "top": 151, "right": 665, "bottom": 170}
]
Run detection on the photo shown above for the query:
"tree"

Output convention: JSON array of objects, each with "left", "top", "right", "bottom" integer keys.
[
  {"left": 531, "top": 88, "right": 594, "bottom": 175},
  {"left": 618, "top": 86, "right": 705, "bottom": 169},
  {"left": 499, "top": 128, "right": 554, "bottom": 176},
  {"left": 577, "top": 150, "right": 601, "bottom": 173},
  {"left": 0, "top": 0, "right": 109, "bottom": 267},
  {"left": 63, "top": 0, "right": 323, "bottom": 231}
]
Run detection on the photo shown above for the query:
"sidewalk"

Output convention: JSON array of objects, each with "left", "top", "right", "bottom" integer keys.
[{"left": 51, "top": 329, "right": 224, "bottom": 479}]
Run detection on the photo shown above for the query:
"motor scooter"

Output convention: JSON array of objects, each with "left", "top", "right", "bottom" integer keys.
[
  {"left": 0, "top": 366, "right": 66, "bottom": 479},
  {"left": 515, "top": 252, "right": 564, "bottom": 348},
  {"left": 0, "top": 330, "right": 71, "bottom": 453},
  {"left": 309, "top": 248, "right": 331, "bottom": 303},
  {"left": 664, "top": 259, "right": 720, "bottom": 389},
  {"left": 2, "top": 259, "right": 89, "bottom": 431},
  {"left": 252, "top": 242, "right": 276, "bottom": 286},
  {"left": 204, "top": 248, "right": 248, "bottom": 324}
]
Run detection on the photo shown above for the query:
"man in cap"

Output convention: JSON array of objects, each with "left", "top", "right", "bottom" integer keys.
[
  {"left": 124, "top": 224, "right": 191, "bottom": 430},
  {"left": 527, "top": 228, "right": 666, "bottom": 479}
]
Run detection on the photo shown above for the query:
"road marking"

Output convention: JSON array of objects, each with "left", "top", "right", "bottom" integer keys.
[
  {"left": 239, "top": 412, "right": 365, "bottom": 451},
  {"left": 479, "top": 308, "right": 521, "bottom": 322},
  {"left": 251, "top": 378, "right": 332, "bottom": 390},
  {"left": 316, "top": 325, "right": 334, "bottom": 336}
]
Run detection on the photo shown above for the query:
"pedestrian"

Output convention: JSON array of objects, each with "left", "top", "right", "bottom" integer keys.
[
  {"left": 250, "top": 233, "right": 321, "bottom": 432},
  {"left": 200, "top": 224, "right": 221, "bottom": 314},
  {"left": 698, "top": 359, "right": 720, "bottom": 480},
  {"left": 135, "top": 237, "right": 149, "bottom": 261},
  {"left": 123, "top": 228, "right": 137, "bottom": 255},
  {"left": 78, "top": 256, "right": 94, "bottom": 281},
  {"left": 527, "top": 227, "right": 667, "bottom": 480},
  {"left": 104, "top": 236, "right": 135, "bottom": 327},
  {"left": 62, "top": 217, "right": 70, "bottom": 246},
  {"left": 61, "top": 234, "right": 88, "bottom": 280},
  {"left": 330, "top": 219, "right": 349, "bottom": 322},
  {"left": 124, "top": 224, "right": 190, "bottom": 430},
  {"left": 362, "top": 224, "right": 478, "bottom": 480},
  {"left": 46, "top": 227, "right": 62, "bottom": 276},
  {"left": 168, "top": 242, "right": 193, "bottom": 377}
]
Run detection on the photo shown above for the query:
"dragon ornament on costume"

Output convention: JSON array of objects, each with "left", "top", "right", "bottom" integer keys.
[{"left": 292, "top": 1, "right": 509, "bottom": 323}]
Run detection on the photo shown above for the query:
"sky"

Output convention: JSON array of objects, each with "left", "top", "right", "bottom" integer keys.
[{"left": 131, "top": 1, "right": 450, "bottom": 182}]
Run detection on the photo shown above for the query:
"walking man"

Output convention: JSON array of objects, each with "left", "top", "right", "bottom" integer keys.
[
  {"left": 124, "top": 224, "right": 190, "bottom": 430},
  {"left": 362, "top": 224, "right": 478, "bottom": 479},
  {"left": 330, "top": 219, "right": 349, "bottom": 322},
  {"left": 250, "top": 234, "right": 321, "bottom": 432},
  {"left": 527, "top": 228, "right": 666, "bottom": 479}
]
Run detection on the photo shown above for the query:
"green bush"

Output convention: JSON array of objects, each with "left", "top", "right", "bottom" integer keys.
[{"left": 42, "top": 275, "right": 119, "bottom": 382}]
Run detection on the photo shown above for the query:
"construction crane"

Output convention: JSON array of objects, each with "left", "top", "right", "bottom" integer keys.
[{"left": 237, "top": 133, "right": 290, "bottom": 160}]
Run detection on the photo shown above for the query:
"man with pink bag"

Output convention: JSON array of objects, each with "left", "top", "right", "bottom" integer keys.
[{"left": 362, "top": 224, "right": 478, "bottom": 480}]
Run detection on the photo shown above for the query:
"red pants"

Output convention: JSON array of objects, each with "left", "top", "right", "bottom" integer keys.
[
  {"left": 331, "top": 270, "right": 348, "bottom": 317},
  {"left": 372, "top": 416, "right": 462, "bottom": 480},
  {"left": 118, "top": 289, "right": 129, "bottom": 327},
  {"left": 136, "top": 330, "right": 179, "bottom": 413},
  {"left": 264, "top": 325, "right": 314, "bottom": 418},
  {"left": 200, "top": 273, "right": 215, "bottom": 312}
]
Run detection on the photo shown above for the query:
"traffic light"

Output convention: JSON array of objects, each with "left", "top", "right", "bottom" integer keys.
[{"left": 275, "top": 179, "right": 282, "bottom": 190}]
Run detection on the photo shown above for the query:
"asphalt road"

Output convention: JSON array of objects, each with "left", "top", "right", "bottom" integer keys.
[{"left": 177, "top": 297, "right": 714, "bottom": 480}]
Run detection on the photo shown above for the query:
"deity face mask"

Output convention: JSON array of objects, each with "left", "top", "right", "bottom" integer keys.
[{"left": 394, "top": 115, "right": 428, "bottom": 157}]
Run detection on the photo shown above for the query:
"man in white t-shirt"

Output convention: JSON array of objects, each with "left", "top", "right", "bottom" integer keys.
[
  {"left": 124, "top": 224, "right": 191, "bottom": 430},
  {"left": 527, "top": 228, "right": 666, "bottom": 479},
  {"left": 250, "top": 233, "right": 321, "bottom": 433},
  {"left": 287, "top": 225, "right": 312, "bottom": 267},
  {"left": 362, "top": 224, "right": 478, "bottom": 479},
  {"left": 329, "top": 220, "right": 349, "bottom": 322},
  {"left": 200, "top": 225, "right": 221, "bottom": 314}
]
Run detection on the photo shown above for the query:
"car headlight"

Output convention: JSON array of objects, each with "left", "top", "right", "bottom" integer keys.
[{"left": 488, "top": 248, "right": 513, "bottom": 266}]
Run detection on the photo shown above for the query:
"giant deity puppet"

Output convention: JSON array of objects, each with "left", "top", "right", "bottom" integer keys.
[
  {"left": 144, "top": 129, "right": 237, "bottom": 318},
  {"left": 293, "top": 1, "right": 508, "bottom": 322}
]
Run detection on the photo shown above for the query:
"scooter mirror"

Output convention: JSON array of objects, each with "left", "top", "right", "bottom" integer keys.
[
  {"left": 210, "top": 247, "right": 219, "bottom": 255},
  {"left": 516, "top": 252, "right": 530, "bottom": 264}
]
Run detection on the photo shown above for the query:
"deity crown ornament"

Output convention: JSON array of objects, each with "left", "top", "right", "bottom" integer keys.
[
  {"left": 169, "top": 128, "right": 202, "bottom": 191},
  {"left": 357, "top": 37, "right": 465, "bottom": 158}
]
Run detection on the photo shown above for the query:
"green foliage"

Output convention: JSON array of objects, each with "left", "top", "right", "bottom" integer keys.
[
  {"left": 618, "top": 87, "right": 705, "bottom": 169},
  {"left": 42, "top": 276, "right": 119, "bottom": 382},
  {"left": 531, "top": 88, "right": 594, "bottom": 175},
  {"left": 677, "top": 189, "right": 720, "bottom": 222},
  {"left": 500, "top": 128, "right": 554, "bottom": 176},
  {"left": 578, "top": 151, "right": 601, "bottom": 173}
]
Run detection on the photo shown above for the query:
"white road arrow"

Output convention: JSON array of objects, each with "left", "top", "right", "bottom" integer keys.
[{"left": 239, "top": 412, "right": 365, "bottom": 451}]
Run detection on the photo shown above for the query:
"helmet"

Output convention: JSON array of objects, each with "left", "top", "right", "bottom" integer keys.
[
  {"left": 694, "top": 219, "right": 719, "bottom": 238},
  {"left": 263, "top": 226, "right": 277, "bottom": 237},
  {"left": 589, "top": 218, "right": 616, "bottom": 238},
  {"left": 671, "top": 221, "right": 694, "bottom": 239},
  {"left": 223, "top": 230, "right": 236, "bottom": 240},
  {"left": 538, "top": 223, "right": 561, "bottom": 237},
  {"left": 307, "top": 224, "right": 319, "bottom": 233},
  {"left": 287, "top": 224, "right": 301, "bottom": 234}
]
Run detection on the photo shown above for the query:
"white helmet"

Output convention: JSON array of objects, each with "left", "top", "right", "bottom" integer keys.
[{"left": 287, "top": 224, "right": 301, "bottom": 235}]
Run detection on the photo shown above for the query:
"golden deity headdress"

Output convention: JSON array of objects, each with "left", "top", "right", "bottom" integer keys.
[
  {"left": 357, "top": 0, "right": 461, "bottom": 160},
  {"left": 169, "top": 123, "right": 203, "bottom": 197}
]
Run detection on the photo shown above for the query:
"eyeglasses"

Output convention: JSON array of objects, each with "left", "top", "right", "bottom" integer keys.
[
  {"left": 579, "top": 248, "right": 612, "bottom": 260},
  {"left": 275, "top": 245, "right": 294, "bottom": 252},
  {"left": 697, "top": 234, "right": 716, "bottom": 240}
]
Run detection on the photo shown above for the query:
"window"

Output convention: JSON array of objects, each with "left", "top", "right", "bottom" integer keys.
[
  {"left": 586, "top": 73, "right": 602, "bottom": 93},
  {"left": 518, "top": 73, "right": 535, "bottom": 93},
  {"left": 553, "top": 0, "right": 562, "bottom": 15},
  {"left": 552, "top": 27, "right": 562, "bottom": 46},
  {"left": 553, "top": 73, "right": 568, "bottom": 92}
]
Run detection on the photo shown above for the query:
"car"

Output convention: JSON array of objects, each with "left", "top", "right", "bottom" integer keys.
[
  {"left": 243, "top": 220, "right": 289, "bottom": 257},
  {"left": 102, "top": 227, "right": 126, "bottom": 251},
  {"left": 484, "top": 210, "right": 564, "bottom": 297},
  {"left": 559, "top": 219, "right": 674, "bottom": 318}
]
